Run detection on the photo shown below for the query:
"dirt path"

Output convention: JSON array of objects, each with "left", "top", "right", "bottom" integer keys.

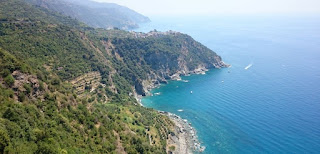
[{"left": 113, "top": 130, "right": 127, "bottom": 154}]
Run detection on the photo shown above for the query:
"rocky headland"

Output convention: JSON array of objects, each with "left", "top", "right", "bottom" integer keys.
[{"left": 138, "top": 62, "right": 229, "bottom": 97}]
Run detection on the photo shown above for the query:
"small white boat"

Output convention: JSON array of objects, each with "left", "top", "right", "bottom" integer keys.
[
  {"left": 154, "top": 92, "right": 161, "bottom": 96},
  {"left": 245, "top": 64, "right": 253, "bottom": 70},
  {"left": 190, "top": 91, "right": 193, "bottom": 94},
  {"left": 177, "top": 109, "right": 183, "bottom": 112}
]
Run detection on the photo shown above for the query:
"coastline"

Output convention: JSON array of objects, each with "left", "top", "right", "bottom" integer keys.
[
  {"left": 135, "top": 86, "right": 205, "bottom": 153},
  {"left": 135, "top": 74, "right": 208, "bottom": 153},
  {"left": 135, "top": 63, "right": 229, "bottom": 153},
  {"left": 161, "top": 111, "right": 205, "bottom": 154}
]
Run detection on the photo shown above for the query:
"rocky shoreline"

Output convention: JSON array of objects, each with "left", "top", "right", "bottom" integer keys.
[
  {"left": 160, "top": 111, "right": 205, "bottom": 154},
  {"left": 134, "top": 86, "right": 205, "bottom": 153},
  {"left": 140, "top": 64, "right": 229, "bottom": 96}
]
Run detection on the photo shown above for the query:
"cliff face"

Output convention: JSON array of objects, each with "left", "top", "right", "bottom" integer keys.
[{"left": 104, "top": 30, "right": 229, "bottom": 96}]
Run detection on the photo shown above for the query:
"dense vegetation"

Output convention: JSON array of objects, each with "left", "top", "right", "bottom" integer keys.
[
  {"left": 109, "top": 33, "right": 222, "bottom": 76},
  {"left": 0, "top": 46, "right": 173, "bottom": 153},
  {"left": 0, "top": 1, "right": 173, "bottom": 153},
  {"left": 0, "top": 0, "right": 224, "bottom": 153},
  {"left": 91, "top": 30, "right": 225, "bottom": 95}
]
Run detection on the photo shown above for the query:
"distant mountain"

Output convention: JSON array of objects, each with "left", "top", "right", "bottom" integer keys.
[{"left": 24, "top": 0, "right": 150, "bottom": 29}]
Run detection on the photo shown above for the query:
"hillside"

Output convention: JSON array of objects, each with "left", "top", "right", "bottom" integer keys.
[
  {"left": 24, "top": 0, "right": 150, "bottom": 29},
  {"left": 92, "top": 30, "right": 228, "bottom": 95},
  {"left": 0, "top": 0, "right": 227, "bottom": 153}
]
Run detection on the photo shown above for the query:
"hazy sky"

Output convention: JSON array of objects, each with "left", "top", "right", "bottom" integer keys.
[{"left": 93, "top": 0, "right": 320, "bottom": 16}]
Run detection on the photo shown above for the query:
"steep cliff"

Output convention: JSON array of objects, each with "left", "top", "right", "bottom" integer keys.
[{"left": 99, "top": 30, "right": 229, "bottom": 95}]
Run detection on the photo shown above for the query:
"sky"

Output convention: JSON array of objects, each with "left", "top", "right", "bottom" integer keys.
[{"left": 93, "top": 0, "right": 320, "bottom": 16}]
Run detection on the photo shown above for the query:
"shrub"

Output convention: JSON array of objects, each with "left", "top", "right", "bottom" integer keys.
[
  {"left": 23, "top": 83, "right": 32, "bottom": 94},
  {"left": 4, "top": 75, "right": 15, "bottom": 87},
  {"left": 18, "top": 93, "right": 25, "bottom": 102},
  {"left": 20, "top": 64, "right": 29, "bottom": 73},
  {"left": 169, "top": 145, "right": 175, "bottom": 151},
  {"left": 39, "top": 81, "right": 44, "bottom": 91},
  {"left": 36, "top": 71, "right": 45, "bottom": 81},
  {"left": 0, "top": 69, "right": 10, "bottom": 78},
  {"left": 51, "top": 78, "right": 60, "bottom": 85}
]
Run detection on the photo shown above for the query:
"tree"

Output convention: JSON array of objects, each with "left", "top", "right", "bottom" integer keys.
[
  {"left": 36, "top": 142, "right": 58, "bottom": 154},
  {"left": 0, "top": 129, "right": 10, "bottom": 153}
]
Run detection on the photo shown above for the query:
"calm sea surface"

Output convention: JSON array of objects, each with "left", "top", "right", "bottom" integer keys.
[{"left": 137, "top": 16, "right": 320, "bottom": 153}]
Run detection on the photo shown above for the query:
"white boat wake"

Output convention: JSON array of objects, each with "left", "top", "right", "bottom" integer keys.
[{"left": 245, "top": 63, "right": 253, "bottom": 70}]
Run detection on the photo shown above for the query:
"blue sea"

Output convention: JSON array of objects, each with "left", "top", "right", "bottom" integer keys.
[{"left": 137, "top": 16, "right": 320, "bottom": 153}]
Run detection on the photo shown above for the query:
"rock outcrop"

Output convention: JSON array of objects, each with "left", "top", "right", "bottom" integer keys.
[{"left": 0, "top": 71, "right": 48, "bottom": 101}]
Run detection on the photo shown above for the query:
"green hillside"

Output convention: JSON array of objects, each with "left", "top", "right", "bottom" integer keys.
[{"left": 0, "top": 0, "right": 226, "bottom": 153}]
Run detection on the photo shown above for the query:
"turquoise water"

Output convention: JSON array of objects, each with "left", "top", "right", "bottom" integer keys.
[{"left": 137, "top": 16, "right": 320, "bottom": 153}]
